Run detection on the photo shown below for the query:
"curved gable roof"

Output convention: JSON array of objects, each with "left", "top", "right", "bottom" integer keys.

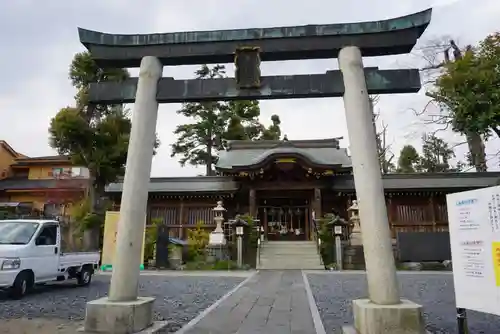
[{"left": 216, "top": 138, "right": 352, "bottom": 170}]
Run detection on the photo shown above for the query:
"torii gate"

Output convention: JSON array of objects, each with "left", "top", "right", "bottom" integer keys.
[{"left": 79, "top": 8, "right": 432, "bottom": 334}]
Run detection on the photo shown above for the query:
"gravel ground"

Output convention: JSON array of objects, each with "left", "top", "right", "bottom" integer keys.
[
  {"left": 307, "top": 272, "right": 500, "bottom": 334},
  {"left": 0, "top": 274, "right": 245, "bottom": 333},
  {"left": 0, "top": 318, "right": 83, "bottom": 334}
]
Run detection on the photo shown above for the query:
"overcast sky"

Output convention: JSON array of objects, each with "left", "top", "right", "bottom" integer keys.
[{"left": 1, "top": 0, "right": 499, "bottom": 176}]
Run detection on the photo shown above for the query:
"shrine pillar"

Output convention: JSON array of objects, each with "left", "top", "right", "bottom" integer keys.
[
  {"left": 83, "top": 56, "right": 165, "bottom": 333},
  {"left": 339, "top": 46, "right": 425, "bottom": 334},
  {"left": 249, "top": 188, "right": 256, "bottom": 218}
]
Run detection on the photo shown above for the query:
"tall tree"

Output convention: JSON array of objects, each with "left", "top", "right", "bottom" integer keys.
[
  {"left": 418, "top": 134, "right": 456, "bottom": 172},
  {"left": 259, "top": 115, "right": 282, "bottom": 140},
  {"left": 49, "top": 52, "right": 159, "bottom": 250},
  {"left": 396, "top": 145, "right": 421, "bottom": 173},
  {"left": 170, "top": 65, "right": 233, "bottom": 176},
  {"left": 441, "top": 40, "right": 487, "bottom": 172},
  {"left": 431, "top": 33, "right": 500, "bottom": 138},
  {"left": 171, "top": 65, "right": 283, "bottom": 174},
  {"left": 223, "top": 100, "right": 264, "bottom": 142},
  {"left": 417, "top": 38, "right": 488, "bottom": 172},
  {"left": 417, "top": 36, "right": 487, "bottom": 172}
]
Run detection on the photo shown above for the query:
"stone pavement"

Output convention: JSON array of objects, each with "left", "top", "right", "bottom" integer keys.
[{"left": 178, "top": 270, "right": 319, "bottom": 334}]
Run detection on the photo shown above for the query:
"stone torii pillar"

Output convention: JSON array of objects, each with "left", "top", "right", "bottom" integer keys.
[
  {"left": 339, "top": 46, "right": 426, "bottom": 334},
  {"left": 83, "top": 56, "right": 166, "bottom": 333}
]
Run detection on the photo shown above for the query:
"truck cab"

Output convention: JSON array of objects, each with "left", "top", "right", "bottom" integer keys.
[{"left": 0, "top": 219, "right": 100, "bottom": 298}]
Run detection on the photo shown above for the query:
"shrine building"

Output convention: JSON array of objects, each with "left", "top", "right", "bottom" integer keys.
[{"left": 105, "top": 137, "right": 500, "bottom": 240}]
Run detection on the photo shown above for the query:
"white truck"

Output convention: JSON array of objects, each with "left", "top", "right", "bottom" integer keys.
[{"left": 0, "top": 219, "right": 100, "bottom": 298}]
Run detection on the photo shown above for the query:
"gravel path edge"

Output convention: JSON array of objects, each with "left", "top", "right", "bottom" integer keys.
[
  {"left": 302, "top": 270, "right": 327, "bottom": 334},
  {"left": 174, "top": 271, "right": 258, "bottom": 334}
]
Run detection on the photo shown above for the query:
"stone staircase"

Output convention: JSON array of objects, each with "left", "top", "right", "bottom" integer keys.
[{"left": 256, "top": 241, "right": 324, "bottom": 270}]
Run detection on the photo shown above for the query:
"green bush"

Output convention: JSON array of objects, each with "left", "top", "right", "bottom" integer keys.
[
  {"left": 241, "top": 214, "right": 260, "bottom": 248},
  {"left": 186, "top": 221, "right": 209, "bottom": 262},
  {"left": 184, "top": 259, "right": 238, "bottom": 270},
  {"left": 239, "top": 214, "right": 259, "bottom": 267},
  {"left": 316, "top": 214, "right": 336, "bottom": 265},
  {"left": 212, "top": 260, "right": 239, "bottom": 270},
  {"left": 144, "top": 218, "right": 163, "bottom": 263}
]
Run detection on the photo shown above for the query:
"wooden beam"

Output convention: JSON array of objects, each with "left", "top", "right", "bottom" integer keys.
[{"left": 251, "top": 181, "right": 325, "bottom": 191}]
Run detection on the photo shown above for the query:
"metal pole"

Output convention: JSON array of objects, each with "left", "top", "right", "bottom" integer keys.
[
  {"left": 457, "top": 308, "right": 469, "bottom": 334},
  {"left": 335, "top": 235, "right": 343, "bottom": 270},
  {"left": 237, "top": 236, "right": 243, "bottom": 268},
  {"left": 257, "top": 238, "right": 261, "bottom": 267}
]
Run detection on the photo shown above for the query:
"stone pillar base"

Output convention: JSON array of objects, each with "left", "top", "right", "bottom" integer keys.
[
  {"left": 341, "top": 299, "right": 427, "bottom": 334},
  {"left": 206, "top": 244, "right": 228, "bottom": 263},
  {"left": 81, "top": 297, "right": 168, "bottom": 333},
  {"left": 343, "top": 245, "right": 365, "bottom": 270}
]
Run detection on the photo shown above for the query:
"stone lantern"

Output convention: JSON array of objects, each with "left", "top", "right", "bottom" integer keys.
[
  {"left": 209, "top": 200, "right": 226, "bottom": 245},
  {"left": 344, "top": 200, "right": 365, "bottom": 270},
  {"left": 347, "top": 200, "right": 362, "bottom": 246}
]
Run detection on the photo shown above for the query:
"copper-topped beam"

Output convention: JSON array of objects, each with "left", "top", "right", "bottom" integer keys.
[{"left": 78, "top": 9, "right": 432, "bottom": 68}]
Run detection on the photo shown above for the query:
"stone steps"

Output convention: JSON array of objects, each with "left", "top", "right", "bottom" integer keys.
[
  {"left": 257, "top": 241, "right": 324, "bottom": 270},
  {"left": 261, "top": 247, "right": 319, "bottom": 254}
]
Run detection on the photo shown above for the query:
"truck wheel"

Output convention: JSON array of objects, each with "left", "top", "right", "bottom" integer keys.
[
  {"left": 10, "top": 272, "right": 32, "bottom": 299},
  {"left": 77, "top": 267, "right": 93, "bottom": 286}
]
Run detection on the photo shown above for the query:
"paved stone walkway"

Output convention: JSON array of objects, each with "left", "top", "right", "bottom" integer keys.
[{"left": 180, "top": 270, "right": 318, "bottom": 334}]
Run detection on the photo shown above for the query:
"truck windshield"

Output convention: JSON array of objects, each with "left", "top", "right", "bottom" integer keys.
[{"left": 0, "top": 221, "right": 40, "bottom": 245}]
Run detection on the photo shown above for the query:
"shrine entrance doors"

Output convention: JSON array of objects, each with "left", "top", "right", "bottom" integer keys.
[{"left": 257, "top": 194, "right": 310, "bottom": 241}]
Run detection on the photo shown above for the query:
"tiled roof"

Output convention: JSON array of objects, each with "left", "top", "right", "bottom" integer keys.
[
  {"left": 15, "top": 155, "right": 69, "bottom": 161},
  {"left": 3, "top": 173, "right": 496, "bottom": 194},
  {"left": 216, "top": 138, "right": 352, "bottom": 170},
  {"left": 12, "top": 155, "right": 72, "bottom": 167},
  {"left": 0, "top": 178, "right": 87, "bottom": 191},
  {"left": 106, "top": 176, "right": 239, "bottom": 193},
  {"left": 0, "top": 140, "right": 22, "bottom": 158},
  {"left": 332, "top": 172, "right": 500, "bottom": 191},
  {"left": 104, "top": 172, "right": 500, "bottom": 194}
]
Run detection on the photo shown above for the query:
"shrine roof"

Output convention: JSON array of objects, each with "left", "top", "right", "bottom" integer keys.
[
  {"left": 216, "top": 138, "right": 352, "bottom": 171},
  {"left": 99, "top": 172, "right": 500, "bottom": 195},
  {"left": 332, "top": 172, "right": 500, "bottom": 191},
  {"left": 105, "top": 176, "right": 239, "bottom": 193}
]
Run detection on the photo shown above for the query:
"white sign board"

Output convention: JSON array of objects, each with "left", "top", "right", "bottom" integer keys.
[{"left": 447, "top": 186, "right": 500, "bottom": 316}]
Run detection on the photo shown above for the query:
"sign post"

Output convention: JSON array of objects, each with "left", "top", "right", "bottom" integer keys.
[
  {"left": 456, "top": 307, "right": 468, "bottom": 334},
  {"left": 447, "top": 185, "right": 500, "bottom": 333},
  {"left": 334, "top": 225, "right": 343, "bottom": 270}
]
